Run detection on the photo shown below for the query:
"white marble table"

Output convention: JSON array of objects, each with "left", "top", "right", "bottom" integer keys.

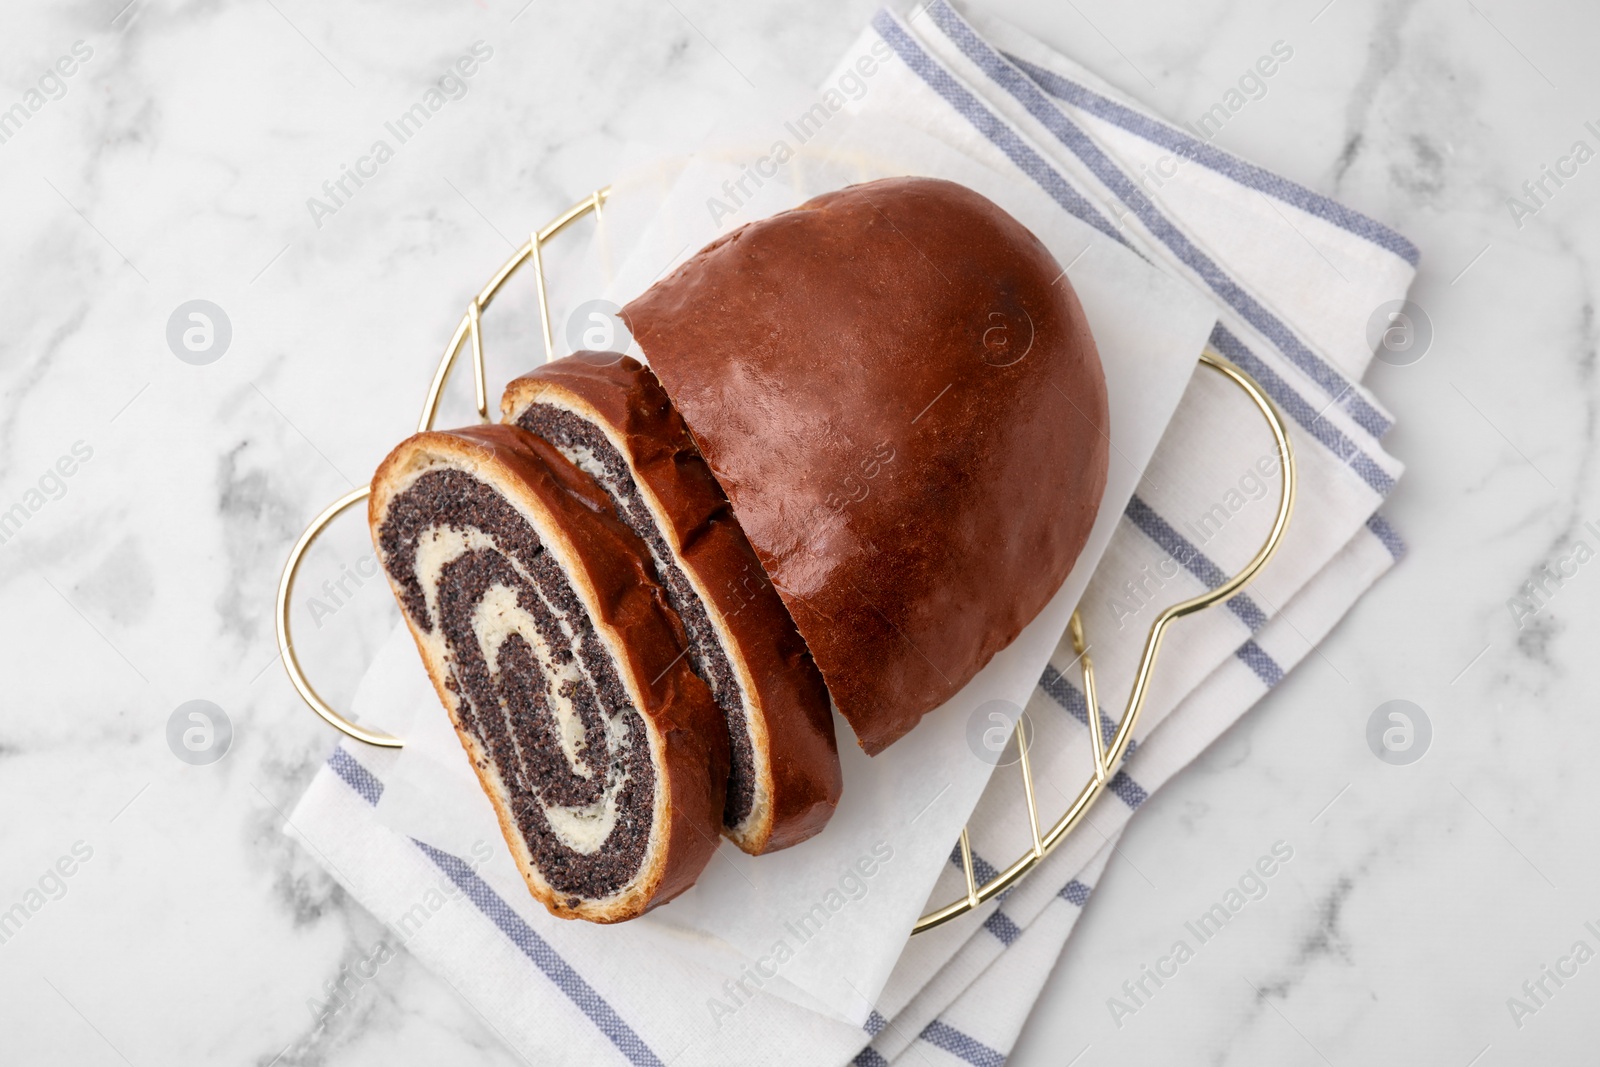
[{"left": 2, "top": 0, "right": 1596, "bottom": 1063}]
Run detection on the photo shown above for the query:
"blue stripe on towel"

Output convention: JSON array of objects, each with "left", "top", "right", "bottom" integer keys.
[
  {"left": 1122, "top": 495, "right": 1290, "bottom": 690},
  {"left": 947, "top": 844, "right": 1026, "bottom": 907},
  {"left": 959, "top": 669, "right": 1153, "bottom": 810},
  {"left": 1109, "top": 770, "right": 1148, "bottom": 808},
  {"left": 1122, "top": 495, "right": 1270, "bottom": 631},
  {"left": 1037, "top": 662, "right": 1123, "bottom": 745},
  {"left": 325, "top": 749, "right": 665, "bottom": 1067},
  {"left": 854, "top": 1047, "right": 891, "bottom": 1067},
  {"left": 870, "top": 9, "right": 1125, "bottom": 244},
  {"left": 949, "top": 842, "right": 1002, "bottom": 887},
  {"left": 1208, "top": 324, "right": 1396, "bottom": 497},
  {"left": 921, "top": 1019, "right": 1008, "bottom": 1067},
  {"left": 1235, "top": 639, "right": 1285, "bottom": 687},
  {"left": 977, "top": 665, "right": 1153, "bottom": 809},
  {"left": 999, "top": 54, "right": 1420, "bottom": 266},
  {"left": 328, "top": 746, "right": 384, "bottom": 805},
  {"left": 414, "top": 842, "right": 667, "bottom": 1067},
  {"left": 923, "top": 0, "right": 1393, "bottom": 440},
  {"left": 1366, "top": 512, "right": 1407, "bottom": 560},
  {"left": 1060, "top": 878, "right": 1092, "bottom": 907},
  {"left": 983, "top": 910, "right": 1024, "bottom": 946},
  {"left": 865, "top": 1009, "right": 890, "bottom": 1037}
]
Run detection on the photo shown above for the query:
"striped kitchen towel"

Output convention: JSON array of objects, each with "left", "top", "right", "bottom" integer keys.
[{"left": 286, "top": 3, "right": 1413, "bottom": 1064}]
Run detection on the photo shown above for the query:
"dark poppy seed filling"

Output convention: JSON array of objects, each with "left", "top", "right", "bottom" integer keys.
[
  {"left": 515, "top": 403, "right": 758, "bottom": 830},
  {"left": 377, "top": 467, "right": 655, "bottom": 899}
]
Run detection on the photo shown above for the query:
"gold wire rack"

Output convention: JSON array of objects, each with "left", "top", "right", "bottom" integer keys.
[{"left": 274, "top": 188, "right": 1296, "bottom": 935}]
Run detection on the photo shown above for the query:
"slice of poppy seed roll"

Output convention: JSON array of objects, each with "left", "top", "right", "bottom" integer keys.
[
  {"left": 369, "top": 424, "right": 729, "bottom": 923},
  {"left": 502, "top": 353, "right": 841, "bottom": 855}
]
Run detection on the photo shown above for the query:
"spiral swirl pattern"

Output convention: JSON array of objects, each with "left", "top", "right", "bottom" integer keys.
[{"left": 378, "top": 468, "right": 655, "bottom": 900}]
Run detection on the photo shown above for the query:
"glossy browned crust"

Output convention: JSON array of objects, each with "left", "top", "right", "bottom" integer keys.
[
  {"left": 622, "top": 177, "right": 1110, "bottom": 754},
  {"left": 368, "top": 424, "right": 729, "bottom": 922},
  {"left": 502, "top": 355, "right": 842, "bottom": 854}
]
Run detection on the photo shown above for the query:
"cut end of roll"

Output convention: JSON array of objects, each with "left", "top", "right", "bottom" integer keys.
[
  {"left": 502, "top": 353, "right": 842, "bottom": 855},
  {"left": 369, "top": 424, "right": 728, "bottom": 922}
]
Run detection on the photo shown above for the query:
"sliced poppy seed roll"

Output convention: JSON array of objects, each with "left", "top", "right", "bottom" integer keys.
[
  {"left": 369, "top": 424, "right": 729, "bottom": 923},
  {"left": 502, "top": 354, "right": 841, "bottom": 855}
]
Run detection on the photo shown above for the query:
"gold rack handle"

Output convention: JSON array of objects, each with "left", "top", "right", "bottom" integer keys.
[
  {"left": 275, "top": 485, "right": 392, "bottom": 745},
  {"left": 274, "top": 189, "right": 610, "bottom": 749},
  {"left": 912, "top": 347, "right": 1296, "bottom": 933}
]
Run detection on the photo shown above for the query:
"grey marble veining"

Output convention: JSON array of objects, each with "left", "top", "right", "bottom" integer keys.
[{"left": 1, "top": 0, "right": 1597, "bottom": 1064}]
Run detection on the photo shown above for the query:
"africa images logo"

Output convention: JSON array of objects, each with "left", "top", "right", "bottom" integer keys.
[
  {"left": 305, "top": 41, "right": 494, "bottom": 229},
  {"left": 705, "top": 842, "right": 894, "bottom": 1028},
  {"left": 1106, "top": 841, "right": 1294, "bottom": 1029}
]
